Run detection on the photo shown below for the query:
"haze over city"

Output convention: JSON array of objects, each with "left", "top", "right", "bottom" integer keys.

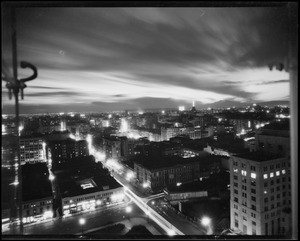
[{"left": 2, "top": 6, "right": 290, "bottom": 114}]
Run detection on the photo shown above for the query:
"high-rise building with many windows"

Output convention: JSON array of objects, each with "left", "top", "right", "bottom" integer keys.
[{"left": 230, "top": 121, "right": 291, "bottom": 235}]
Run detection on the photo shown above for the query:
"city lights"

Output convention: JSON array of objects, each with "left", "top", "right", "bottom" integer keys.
[
  {"left": 9, "top": 181, "right": 19, "bottom": 186},
  {"left": 79, "top": 218, "right": 86, "bottom": 235},
  {"left": 49, "top": 173, "right": 55, "bottom": 181},
  {"left": 86, "top": 134, "right": 93, "bottom": 153},
  {"left": 111, "top": 192, "right": 125, "bottom": 202},
  {"left": 167, "top": 229, "right": 176, "bottom": 236},
  {"left": 120, "top": 118, "right": 129, "bottom": 132},
  {"left": 126, "top": 172, "right": 134, "bottom": 181},
  {"left": 125, "top": 206, "right": 132, "bottom": 213},
  {"left": 1, "top": 6, "right": 293, "bottom": 237},
  {"left": 201, "top": 216, "right": 211, "bottom": 226},
  {"left": 19, "top": 125, "right": 24, "bottom": 132},
  {"left": 178, "top": 106, "right": 185, "bottom": 111},
  {"left": 43, "top": 211, "right": 53, "bottom": 219},
  {"left": 106, "top": 159, "right": 123, "bottom": 171}
]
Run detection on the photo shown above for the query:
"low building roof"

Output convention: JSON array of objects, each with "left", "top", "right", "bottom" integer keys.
[
  {"left": 22, "top": 163, "right": 53, "bottom": 202},
  {"left": 58, "top": 174, "right": 122, "bottom": 198}
]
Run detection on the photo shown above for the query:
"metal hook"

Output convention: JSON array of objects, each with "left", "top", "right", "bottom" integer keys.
[{"left": 19, "top": 61, "right": 38, "bottom": 82}]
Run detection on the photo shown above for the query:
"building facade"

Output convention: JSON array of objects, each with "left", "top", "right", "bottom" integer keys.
[
  {"left": 134, "top": 161, "right": 201, "bottom": 192},
  {"left": 62, "top": 186, "right": 124, "bottom": 216},
  {"left": 103, "top": 136, "right": 121, "bottom": 159},
  {"left": 22, "top": 197, "right": 54, "bottom": 224},
  {"left": 20, "top": 135, "right": 46, "bottom": 165},
  {"left": 230, "top": 154, "right": 291, "bottom": 235},
  {"left": 47, "top": 138, "right": 89, "bottom": 167}
]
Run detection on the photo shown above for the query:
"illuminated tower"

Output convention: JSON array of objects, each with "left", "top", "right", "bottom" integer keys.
[{"left": 191, "top": 100, "right": 197, "bottom": 113}]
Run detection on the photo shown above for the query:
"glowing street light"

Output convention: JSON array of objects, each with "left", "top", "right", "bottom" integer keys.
[
  {"left": 125, "top": 206, "right": 132, "bottom": 213},
  {"left": 79, "top": 218, "right": 86, "bottom": 235},
  {"left": 201, "top": 217, "right": 211, "bottom": 226},
  {"left": 167, "top": 229, "right": 176, "bottom": 236},
  {"left": 126, "top": 172, "right": 134, "bottom": 181},
  {"left": 125, "top": 206, "right": 132, "bottom": 220},
  {"left": 49, "top": 173, "right": 55, "bottom": 181},
  {"left": 9, "top": 181, "right": 19, "bottom": 186},
  {"left": 145, "top": 210, "right": 150, "bottom": 223},
  {"left": 201, "top": 216, "right": 212, "bottom": 234}
]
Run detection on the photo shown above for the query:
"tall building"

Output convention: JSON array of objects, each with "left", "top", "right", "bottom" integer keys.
[
  {"left": 191, "top": 100, "right": 197, "bottom": 113},
  {"left": 230, "top": 121, "right": 291, "bottom": 235},
  {"left": 161, "top": 126, "right": 201, "bottom": 141},
  {"left": 20, "top": 134, "right": 46, "bottom": 165},
  {"left": 255, "top": 121, "right": 290, "bottom": 157},
  {"left": 103, "top": 136, "right": 121, "bottom": 159},
  {"left": 47, "top": 138, "right": 89, "bottom": 168}
]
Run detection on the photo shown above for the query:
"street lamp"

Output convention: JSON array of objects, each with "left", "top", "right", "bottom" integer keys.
[
  {"left": 125, "top": 206, "right": 132, "bottom": 219},
  {"left": 145, "top": 210, "right": 150, "bottom": 223},
  {"left": 201, "top": 216, "right": 212, "bottom": 234},
  {"left": 79, "top": 218, "right": 86, "bottom": 236},
  {"left": 167, "top": 229, "right": 176, "bottom": 236}
]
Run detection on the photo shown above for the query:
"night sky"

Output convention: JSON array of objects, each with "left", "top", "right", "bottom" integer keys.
[{"left": 2, "top": 5, "right": 291, "bottom": 114}]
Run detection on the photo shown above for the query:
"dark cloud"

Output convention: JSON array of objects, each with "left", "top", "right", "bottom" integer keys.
[
  {"left": 1, "top": 6, "right": 291, "bottom": 114},
  {"left": 26, "top": 91, "right": 82, "bottom": 97},
  {"left": 15, "top": 7, "right": 289, "bottom": 72},
  {"left": 29, "top": 85, "right": 67, "bottom": 90},
  {"left": 259, "top": 79, "right": 289, "bottom": 85}
]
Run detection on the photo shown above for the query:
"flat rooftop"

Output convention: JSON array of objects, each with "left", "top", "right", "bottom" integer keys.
[
  {"left": 22, "top": 163, "right": 53, "bottom": 202},
  {"left": 133, "top": 153, "right": 217, "bottom": 171},
  {"left": 235, "top": 151, "right": 284, "bottom": 162},
  {"left": 166, "top": 170, "right": 229, "bottom": 193},
  {"left": 58, "top": 173, "right": 122, "bottom": 198},
  {"left": 262, "top": 120, "right": 290, "bottom": 131}
]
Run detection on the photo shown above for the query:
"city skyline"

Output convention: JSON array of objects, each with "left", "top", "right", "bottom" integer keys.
[{"left": 2, "top": 5, "right": 290, "bottom": 114}]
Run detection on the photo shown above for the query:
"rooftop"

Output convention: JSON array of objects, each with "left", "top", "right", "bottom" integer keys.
[
  {"left": 58, "top": 173, "right": 122, "bottom": 198},
  {"left": 22, "top": 163, "right": 53, "bottom": 202},
  {"left": 235, "top": 151, "right": 284, "bottom": 162},
  {"left": 262, "top": 120, "right": 290, "bottom": 131},
  {"left": 133, "top": 153, "right": 216, "bottom": 171}
]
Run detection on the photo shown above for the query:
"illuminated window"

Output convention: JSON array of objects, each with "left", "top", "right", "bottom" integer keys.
[
  {"left": 241, "top": 170, "right": 247, "bottom": 176},
  {"left": 264, "top": 174, "right": 268, "bottom": 179},
  {"left": 251, "top": 173, "right": 257, "bottom": 179},
  {"left": 270, "top": 172, "right": 274, "bottom": 178},
  {"left": 233, "top": 168, "right": 238, "bottom": 173},
  {"left": 282, "top": 169, "right": 286, "bottom": 174},
  {"left": 276, "top": 171, "right": 280, "bottom": 176}
]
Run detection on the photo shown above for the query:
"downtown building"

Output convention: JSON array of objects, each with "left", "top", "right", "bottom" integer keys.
[
  {"left": 20, "top": 134, "right": 47, "bottom": 165},
  {"left": 160, "top": 126, "right": 202, "bottom": 141},
  {"left": 229, "top": 120, "right": 291, "bottom": 235},
  {"left": 133, "top": 154, "right": 220, "bottom": 193},
  {"left": 21, "top": 163, "right": 54, "bottom": 224},
  {"left": 103, "top": 136, "right": 121, "bottom": 159},
  {"left": 47, "top": 138, "right": 89, "bottom": 169},
  {"left": 53, "top": 156, "right": 125, "bottom": 217}
]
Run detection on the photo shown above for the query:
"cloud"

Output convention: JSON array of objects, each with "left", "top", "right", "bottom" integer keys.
[
  {"left": 1, "top": 6, "right": 291, "bottom": 114},
  {"left": 25, "top": 91, "right": 81, "bottom": 97}
]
